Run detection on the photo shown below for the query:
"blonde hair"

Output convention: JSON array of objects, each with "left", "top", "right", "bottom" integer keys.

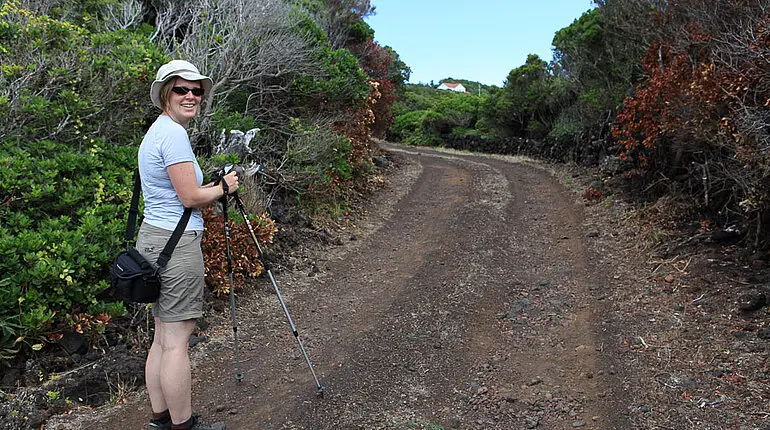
[{"left": 158, "top": 79, "right": 175, "bottom": 111}]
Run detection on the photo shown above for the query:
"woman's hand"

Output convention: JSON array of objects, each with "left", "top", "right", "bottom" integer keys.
[{"left": 222, "top": 171, "right": 239, "bottom": 195}]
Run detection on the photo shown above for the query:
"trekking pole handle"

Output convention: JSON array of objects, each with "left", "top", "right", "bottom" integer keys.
[
  {"left": 211, "top": 163, "right": 236, "bottom": 184},
  {"left": 211, "top": 163, "right": 241, "bottom": 199}
]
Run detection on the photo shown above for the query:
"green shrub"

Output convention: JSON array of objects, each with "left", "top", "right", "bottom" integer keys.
[
  {"left": 548, "top": 114, "right": 583, "bottom": 139},
  {"left": 211, "top": 109, "right": 258, "bottom": 135},
  {"left": 421, "top": 110, "right": 451, "bottom": 136},
  {"left": 390, "top": 110, "right": 432, "bottom": 141},
  {"left": 0, "top": 138, "right": 134, "bottom": 352},
  {"left": 329, "top": 135, "right": 354, "bottom": 181},
  {"left": 0, "top": 4, "right": 167, "bottom": 365},
  {"left": 451, "top": 127, "right": 480, "bottom": 138},
  {"left": 348, "top": 19, "right": 374, "bottom": 43},
  {"left": 0, "top": 3, "right": 167, "bottom": 144},
  {"left": 290, "top": 2, "right": 328, "bottom": 45},
  {"left": 285, "top": 119, "right": 354, "bottom": 185},
  {"left": 403, "top": 132, "right": 443, "bottom": 147},
  {"left": 390, "top": 109, "right": 453, "bottom": 146},
  {"left": 292, "top": 46, "right": 370, "bottom": 109},
  {"left": 434, "top": 92, "right": 479, "bottom": 129},
  {"left": 43, "top": 0, "right": 121, "bottom": 31}
]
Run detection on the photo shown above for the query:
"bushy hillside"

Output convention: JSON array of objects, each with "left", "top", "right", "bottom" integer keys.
[{"left": 0, "top": 0, "right": 409, "bottom": 367}]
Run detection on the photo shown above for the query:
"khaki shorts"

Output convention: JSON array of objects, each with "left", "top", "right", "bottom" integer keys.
[{"left": 136, "top": 222, "right": 205, "bottom": 322}]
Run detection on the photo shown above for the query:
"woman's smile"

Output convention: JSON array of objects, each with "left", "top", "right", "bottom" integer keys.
[{"left": 166, "top": 78, "right": 202, "bottom": 126}]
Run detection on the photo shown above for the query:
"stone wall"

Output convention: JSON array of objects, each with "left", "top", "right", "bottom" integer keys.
[{"left": 440, "top": 134, "right": 612, "bottom": 167}]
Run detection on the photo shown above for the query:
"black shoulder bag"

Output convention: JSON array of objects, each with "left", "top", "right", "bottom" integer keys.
[{"left": 109, "top": 170, "right": 191, "bottom": 303}]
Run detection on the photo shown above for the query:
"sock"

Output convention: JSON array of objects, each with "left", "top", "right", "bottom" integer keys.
[
  {"left": 171, "top": 416, "right": 194, "bottom": 430},
  {"left": 151, "top": 409, "right": 171, "bottom": 423}
]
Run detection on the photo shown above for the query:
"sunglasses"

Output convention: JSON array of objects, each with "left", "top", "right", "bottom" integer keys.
[{"left": 171, "top": 86, "right": 205, "bottom": 97}]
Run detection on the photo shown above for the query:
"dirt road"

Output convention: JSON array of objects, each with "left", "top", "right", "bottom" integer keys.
[{"left": 76, "top": 144, "right": 633, "bottom": 429}]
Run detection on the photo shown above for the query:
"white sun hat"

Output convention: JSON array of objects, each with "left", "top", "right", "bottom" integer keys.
[{"left": 149, "top": 60, "right": 213, "bottom": 108}]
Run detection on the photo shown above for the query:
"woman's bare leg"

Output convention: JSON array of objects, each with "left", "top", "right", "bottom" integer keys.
[
  {"left": 146, "top": 317, "right": 167, "bottom": 413},
  {"left": 156, "top": 319, "right": 196, "bottom": 423}
]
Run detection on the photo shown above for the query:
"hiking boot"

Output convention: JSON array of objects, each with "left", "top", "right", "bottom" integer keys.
[
  {"left": 191, "top": 415, "right": 226, "bottom": 430},
  {"left": 148, "top": 410, "right": 171, "bottom": 430},
  {"left": 172, "top": 415, "right": 226, "bottom": 430},
  {"left": 148, "top": 419, "right": 171, "bottom": 430}
]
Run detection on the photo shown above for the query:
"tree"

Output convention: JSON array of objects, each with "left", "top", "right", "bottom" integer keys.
[
  {"left": 551, "top": 6, "right": 648, "bottom": 131},
  {"left": 150, "top": 0, "right": 324, "bottom": 147},
  {"left": 482, "top": 54, "right": 557, "bottom": 138},
  {"left": 300, "top": 0, "right": 374, "bottom": 49}
]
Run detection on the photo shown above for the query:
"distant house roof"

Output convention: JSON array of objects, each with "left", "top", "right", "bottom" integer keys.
[{"left": 437, "top": 82, "right": 466, "bottom": 92}]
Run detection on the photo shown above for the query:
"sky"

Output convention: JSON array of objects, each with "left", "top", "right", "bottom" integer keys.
[{"left": 365, "top": 0, "right": 596, "bottom": 87}]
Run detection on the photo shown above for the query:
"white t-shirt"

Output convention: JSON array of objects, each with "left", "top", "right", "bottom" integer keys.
[{"left": 138, "top": 115, "right": 204, "bottom": 232}]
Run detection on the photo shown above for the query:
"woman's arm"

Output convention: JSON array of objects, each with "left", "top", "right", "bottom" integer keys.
[{"left": 167, "top": 161, "right": 239, "bottom": 208}]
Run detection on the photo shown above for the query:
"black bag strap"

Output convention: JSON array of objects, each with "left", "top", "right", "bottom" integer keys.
[
  {"left": 155, "top": 207, "right": 191, "bottom": 269},
  {"left": 124, "top": 170, "right": 142, "bottom": 249},
  {"left": 123, "top": 168, "right": 192, "bottom": 269}
]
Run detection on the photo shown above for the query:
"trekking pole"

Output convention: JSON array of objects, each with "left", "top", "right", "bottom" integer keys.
[
  {"left": 230, "top": 187, "right": 325, "bottom": 397},
  {"left": 213, "top": 167, "right": 244, "bottom": 383}
]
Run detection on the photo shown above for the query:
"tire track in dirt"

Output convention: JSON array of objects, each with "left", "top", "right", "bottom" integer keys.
[{"left": 481, "top": 154, "right": 611, "bottom": 429}]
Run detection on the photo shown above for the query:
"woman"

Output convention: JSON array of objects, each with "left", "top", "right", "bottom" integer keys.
[{"left": 138, "top": 60, "right": 237, "bottom": 430}]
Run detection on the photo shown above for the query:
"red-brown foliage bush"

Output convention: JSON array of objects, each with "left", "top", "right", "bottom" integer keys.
[
  {"left": 350, "top": 39, "right": 399, "bottom": 138},
  {"left": 609, "top": 2, "right": 770, "bottom": 245},
  {"left": 201, "top": 207, "right": 277, "bottom": 295}
]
